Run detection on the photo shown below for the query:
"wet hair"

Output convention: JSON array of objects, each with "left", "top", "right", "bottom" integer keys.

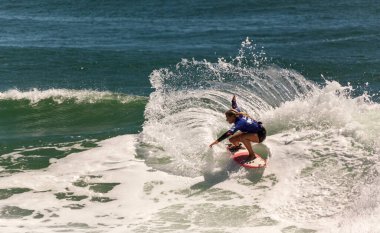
[{"left": 225, "top": 109, "right": 252, "bottom": 119}]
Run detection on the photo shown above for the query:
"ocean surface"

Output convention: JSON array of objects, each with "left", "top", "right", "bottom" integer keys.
[{"left": 0, "top": 0, "right": 379, "bottom": 232}]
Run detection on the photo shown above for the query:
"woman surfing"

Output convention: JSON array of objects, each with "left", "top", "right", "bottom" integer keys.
[{"left": 209, "top": 95, "right": 266, "bottom": 162}]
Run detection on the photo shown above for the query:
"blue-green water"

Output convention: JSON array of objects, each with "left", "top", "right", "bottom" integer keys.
[
  {"left": 1, "top": 0, "right": 379, "bottom": 150},
  {"left": 0, "top": 1, "right": 379, "bottom": 232}
]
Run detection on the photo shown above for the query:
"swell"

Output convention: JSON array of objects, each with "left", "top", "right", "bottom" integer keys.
[{"left": 0, "top": 89, "right": 147, "bottom": 153}]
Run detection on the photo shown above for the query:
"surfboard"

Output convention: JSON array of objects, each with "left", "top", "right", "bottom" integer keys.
[{"left": 227, "top": 145, "right": 268, "bottom": 169}]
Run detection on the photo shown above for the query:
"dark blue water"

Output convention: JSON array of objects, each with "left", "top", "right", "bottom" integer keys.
[{"left": 1, "top": 0, "right": 379, "bottom": 155}]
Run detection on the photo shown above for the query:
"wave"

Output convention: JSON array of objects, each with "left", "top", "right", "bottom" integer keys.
[
  {"left": 138, "top": 39, "right": 380, "bottom": 227},
  {"left": 263, "top": 80, "right": 380, "bottom": 149},
  {"left": 140, "top": 38, "right": 380, "bottom": 178},
  {"left": 0, "top": 88, "right": 143, "bottom": 104},
  {"left": 260, "top": 81, "right": 380, "bottom": 222},
  {"left": 0, "top": 88, "right": 148, "bottom": 142},
  {"left": 139, "top": 38, "right": 316, "bottom": 177}
]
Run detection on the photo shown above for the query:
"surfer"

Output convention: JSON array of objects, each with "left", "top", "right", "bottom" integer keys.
[{"left": 209, "top": 95, "right": 266, "bottom": 161}]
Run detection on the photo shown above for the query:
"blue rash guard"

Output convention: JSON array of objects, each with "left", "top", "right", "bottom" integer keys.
[
  {"left": 217, "top": 98, "right": 263, "bottom": 142},
  {"left": 228, "top": 116, "right": 262, "bottom": 134}
]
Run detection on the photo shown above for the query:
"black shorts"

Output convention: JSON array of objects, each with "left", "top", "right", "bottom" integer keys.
[{"left": 258, "top": 127, "right": 266, "bottom": 143}]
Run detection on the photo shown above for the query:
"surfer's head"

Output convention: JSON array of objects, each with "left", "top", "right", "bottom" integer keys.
[
  {"left": 225, "top": 109, "right": 252, "bottom": 123},
  {"left": 225, "top": 109, "right": 239, "bottom": 123}
]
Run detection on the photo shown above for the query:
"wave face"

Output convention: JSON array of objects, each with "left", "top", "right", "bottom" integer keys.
[
  {"left": 140, "top": 39, "right": 316, "bottom": 177},
  {"left": 0, "top": 88, "right": 147, "bottom": 154}
]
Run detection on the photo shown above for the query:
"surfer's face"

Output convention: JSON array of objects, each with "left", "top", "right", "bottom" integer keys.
[{"left": 226, "top": 115, "right": 236, "bottom": 124}]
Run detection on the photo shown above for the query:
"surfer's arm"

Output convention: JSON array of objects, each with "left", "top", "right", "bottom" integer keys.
[
  {"left": 209, "top": 130, "right": 233, "bottom": 147},
  {"left": 209, "top": 122, "right": 240, "bottom": 147},
  {"left": 217, "top": 131, "right": 233, "bottom": 142},
  {"left": 231, "top": 95, "right": 241, "bottom": 112}
]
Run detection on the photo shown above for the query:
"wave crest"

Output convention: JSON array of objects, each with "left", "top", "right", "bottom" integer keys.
[{"left": 0, "top": 88, "right": 144, "bottom": 104}]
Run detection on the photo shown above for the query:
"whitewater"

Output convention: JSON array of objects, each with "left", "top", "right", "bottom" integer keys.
[{"left": 1, "top": 41, "right": 380, "bottom": 233}]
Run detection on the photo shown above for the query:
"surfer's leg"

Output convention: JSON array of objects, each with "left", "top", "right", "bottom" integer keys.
[
  {"left": 240, "top": 133, "right": 259, "bottom": 159},
  {"left": 228, "top": 132, "right": 243, "bottom": 147}
]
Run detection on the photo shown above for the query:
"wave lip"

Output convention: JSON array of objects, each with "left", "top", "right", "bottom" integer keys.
[{"left": 0, "top": 88, "right": 144, "bottom": 104}]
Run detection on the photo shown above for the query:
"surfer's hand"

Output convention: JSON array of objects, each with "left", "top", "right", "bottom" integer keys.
[{"left": 209, "top": 141, "right": 218, "bottom": 148}]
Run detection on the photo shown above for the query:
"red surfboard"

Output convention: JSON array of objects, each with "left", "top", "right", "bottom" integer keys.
[{"left": 227, "top": 145, "right": 268, "bottom": 169}]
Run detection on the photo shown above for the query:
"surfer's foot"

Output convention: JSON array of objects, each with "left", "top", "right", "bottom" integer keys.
[
  {"left": 228, "top": 144, "right": 242, "bottom": 152},
  {"left": 241, "top": 154, "right": 256, "bottom": 164}
]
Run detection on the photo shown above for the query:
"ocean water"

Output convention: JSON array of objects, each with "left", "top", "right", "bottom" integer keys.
[{"left": 0, "top": 1, "right": 379, "bottom": 232}]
